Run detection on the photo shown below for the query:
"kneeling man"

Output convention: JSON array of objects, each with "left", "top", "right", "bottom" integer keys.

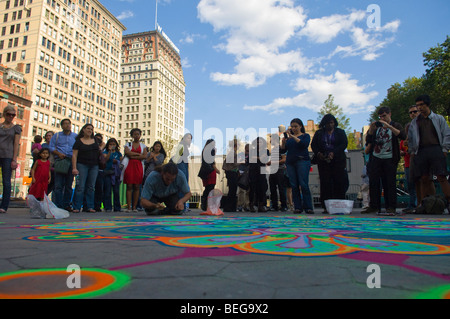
[{"left": 141, "top": 162, "right": 191, "bottom": 215}]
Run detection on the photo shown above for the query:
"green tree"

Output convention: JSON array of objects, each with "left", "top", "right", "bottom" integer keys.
[
  {"left": 347, "top": 132, "right": 359, "bottom": 150},
  {"left": 317, "top": 94, "right": 351, "bottom": 134},
  {"left": 370, "top": 36, "right": 450, "bottom": 124},
  {"left": 422, "top": 36, "right": 450, "bottom": 116},
  {"left": 369, "top": 77, "right": 425, "bottom": 125}
]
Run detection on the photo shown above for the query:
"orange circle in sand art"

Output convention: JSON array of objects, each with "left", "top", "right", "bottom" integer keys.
[{"left": 0, "top": 269, "right": 122, "bottom": 299}]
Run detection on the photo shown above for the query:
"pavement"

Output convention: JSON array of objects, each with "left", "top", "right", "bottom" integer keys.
[{"left": 1, "top": 201, "right": 450, "bottom": 304}]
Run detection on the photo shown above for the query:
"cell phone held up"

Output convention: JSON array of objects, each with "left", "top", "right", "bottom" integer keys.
[{"left": 284, "top": 129, "right": 293, "bottom": 139}]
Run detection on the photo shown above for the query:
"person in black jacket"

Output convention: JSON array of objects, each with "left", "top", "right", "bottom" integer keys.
[{"left": 311, "top": 114, "right": 349, "bottom": 214}]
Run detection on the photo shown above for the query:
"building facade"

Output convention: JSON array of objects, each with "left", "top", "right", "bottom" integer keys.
[
  {"left": 0, "top": 0, "right": 126, "bottom": 176},
  {"left": 119, "top": 30, "right": 186, "bottom": 154},
  {"left": 0, "top": 63, "right": 33, "bottom": 197}
]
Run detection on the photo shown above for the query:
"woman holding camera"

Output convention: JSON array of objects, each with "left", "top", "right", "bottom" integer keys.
[
  {"left": 281, "top": 118, "right": 314, "bottom": 214},
  {"left": 311, "top": 114, "right": 349, "bottom": 214}
]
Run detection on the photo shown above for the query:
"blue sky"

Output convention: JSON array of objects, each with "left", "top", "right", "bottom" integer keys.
[{"left": 107, "top": 0, "right": 450, "bottom": 153}]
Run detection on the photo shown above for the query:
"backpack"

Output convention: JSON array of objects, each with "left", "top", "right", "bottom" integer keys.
[{"left": 419, "top": 194, "right": 447, "bottom": 215}]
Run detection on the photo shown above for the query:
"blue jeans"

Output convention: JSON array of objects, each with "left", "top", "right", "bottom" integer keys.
[
  {"left": 0, "top": 158, "right": 13, "bottom": 211},
  {"left": 73, "top": 163, "right": 99, "bottom": 210},
  {"left": 94, "top": 170, "right": 105, "bottom": 210},
  {"left": 286, "top": 160, "right": 313, "bottom": 211},
  {"left": 103, "top": 174, "right": 122, "bottom": 211},
  {"left": 177, "top": 162, "right": 189, "bottom": 210},
  {"left": 54, "top": 161, "right": 74, "bottom": 209}
]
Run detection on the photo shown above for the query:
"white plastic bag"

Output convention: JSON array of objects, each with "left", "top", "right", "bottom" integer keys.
[
  {"left": 325, "top": 200, "right": 354, "bottom": 215},
  {"left": 41, "top": 193, "right": 70, "bottom": 219},
  {"left": 26, "top": 195, "right": 46, "bottom": 219},
  {"left": 201, "top": 189, "right": 224, "bottom": 216}
]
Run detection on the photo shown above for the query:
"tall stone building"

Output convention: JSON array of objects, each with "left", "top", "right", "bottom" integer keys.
[
  {"left": 0, "top": 0, "right": 126, "bottom": 175},
  {"left": 0, "top": 64, "right": 32, "bottom": 197},
  {"left": 119, "top": 30, "right": 186, "bottom": 154}
]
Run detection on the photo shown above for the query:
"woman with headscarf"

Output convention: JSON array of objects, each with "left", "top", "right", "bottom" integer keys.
[{"left": 311, "top": 114, "right": 349, "bottom": 214}]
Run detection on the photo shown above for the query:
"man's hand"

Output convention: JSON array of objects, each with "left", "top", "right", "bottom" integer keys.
[{"left": 175, "top": 200, "right": 185, "bottom": 211}]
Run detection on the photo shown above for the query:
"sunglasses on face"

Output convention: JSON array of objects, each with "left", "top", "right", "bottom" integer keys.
[
  {"left": 5, "top": 113, "right": 16, "bottom": 117},
  {"left": 409, "top": 110, "right": 418, "bottom": 114}
]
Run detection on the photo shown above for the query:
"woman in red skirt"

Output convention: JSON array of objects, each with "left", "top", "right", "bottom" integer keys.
[{"left": 123, "top": 128, "right": 147, "bottom": 212}]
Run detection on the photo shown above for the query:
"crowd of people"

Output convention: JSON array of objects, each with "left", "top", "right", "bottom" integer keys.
[
  {"left": 0, "top": 94, "right": 449, "bottom": 216},
  {"left": 362, "top": 95, "right": 450, "bottom": 215}
]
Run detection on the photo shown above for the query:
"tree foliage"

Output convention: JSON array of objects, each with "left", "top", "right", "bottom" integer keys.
[
  {"left": 318, "top": 94, "right": 351, "bottom": 134},
  {"left": 369, "top": 77, "right": 425, "bottom": 125},
  {"left": 423, "top": 35, "right": 450, "bottom": 116},
  {"left": 317, "top": 94, "right": 361, "bottom": 150},
  {"left": 370, "top": 36, "right": 450, "bottom": 125}
]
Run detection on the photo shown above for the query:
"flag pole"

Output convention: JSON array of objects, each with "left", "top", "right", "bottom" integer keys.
[{"left": 155, "top": 0, "right": 158, "bottom": 30}]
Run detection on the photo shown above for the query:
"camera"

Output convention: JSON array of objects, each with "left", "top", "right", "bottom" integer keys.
[{"left": 375, "top": 121, "right": 383, "bottom": 128}]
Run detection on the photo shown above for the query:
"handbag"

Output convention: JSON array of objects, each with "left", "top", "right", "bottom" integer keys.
[
  {"left": 54, "top": 158, "right": 71, "bottom": 175},
  {"left": 198, "top": 162, "right": 214, "bottom": 180},
  {"left": 237, "top": 170, "right": 250, "bottom": 190},
  {"left": 98, "top": 150, "right": 106, "bottom": 170}
]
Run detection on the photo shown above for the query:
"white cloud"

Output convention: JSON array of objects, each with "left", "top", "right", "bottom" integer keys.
[
  {"left": 198, "top": 0, "right": 309, "bottom": 88},
  {"left": 299, "top": 10, "right": 400, "bottom": 61},
  {"left": 244, "top": 71, "right": 378, "bottom": 115},
  {"left": 330, "top": 20, "right": 400, "bottom": 61},
  {"left": 197, "top": 1, "right": 398, "bottom": 115},
  {"left": 180, "top": 33, "right": 205, "bottom": 44},
  {"left": 182, "top": 57, "right": 192, "bottom": 68},
  {"left": 117, "top": 10, "right": 134, "bottom": 20},
  {"left": 298, "top": 10, "right": 366, "bottom": 43}
]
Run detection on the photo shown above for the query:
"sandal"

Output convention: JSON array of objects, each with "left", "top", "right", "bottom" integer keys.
[
  {"left": 87, "top": 209, "right": 96, "bottom": 213},
  {"left": 0, "top": 209, "right": 6, "bottom": 214},
  {"left": 72, "top": 210, "right": 80, "bottom": 213}
]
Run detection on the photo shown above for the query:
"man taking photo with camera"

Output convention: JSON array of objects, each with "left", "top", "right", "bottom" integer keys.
[{"left": 363, "top": 107, "right": 406, "bottom": 215}]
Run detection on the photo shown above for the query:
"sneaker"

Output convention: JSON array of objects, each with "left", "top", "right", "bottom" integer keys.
[
  {"left": 361, "top": 207, "right": 379, "bottom": 214},
  {"left": 258, "top": 206, "right": 267, "bottom": 213},
  {"left": 377, "top": 208, "right": 396, "bottom": 216}
]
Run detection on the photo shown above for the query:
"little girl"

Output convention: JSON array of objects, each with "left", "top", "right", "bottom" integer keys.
[{"left": 28, "top": 148, "right": 51, "bottom": 201}]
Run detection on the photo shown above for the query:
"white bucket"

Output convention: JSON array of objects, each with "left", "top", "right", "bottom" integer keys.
[{"left": 325, "top": 200, "right": 354, "bottom": 215}]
